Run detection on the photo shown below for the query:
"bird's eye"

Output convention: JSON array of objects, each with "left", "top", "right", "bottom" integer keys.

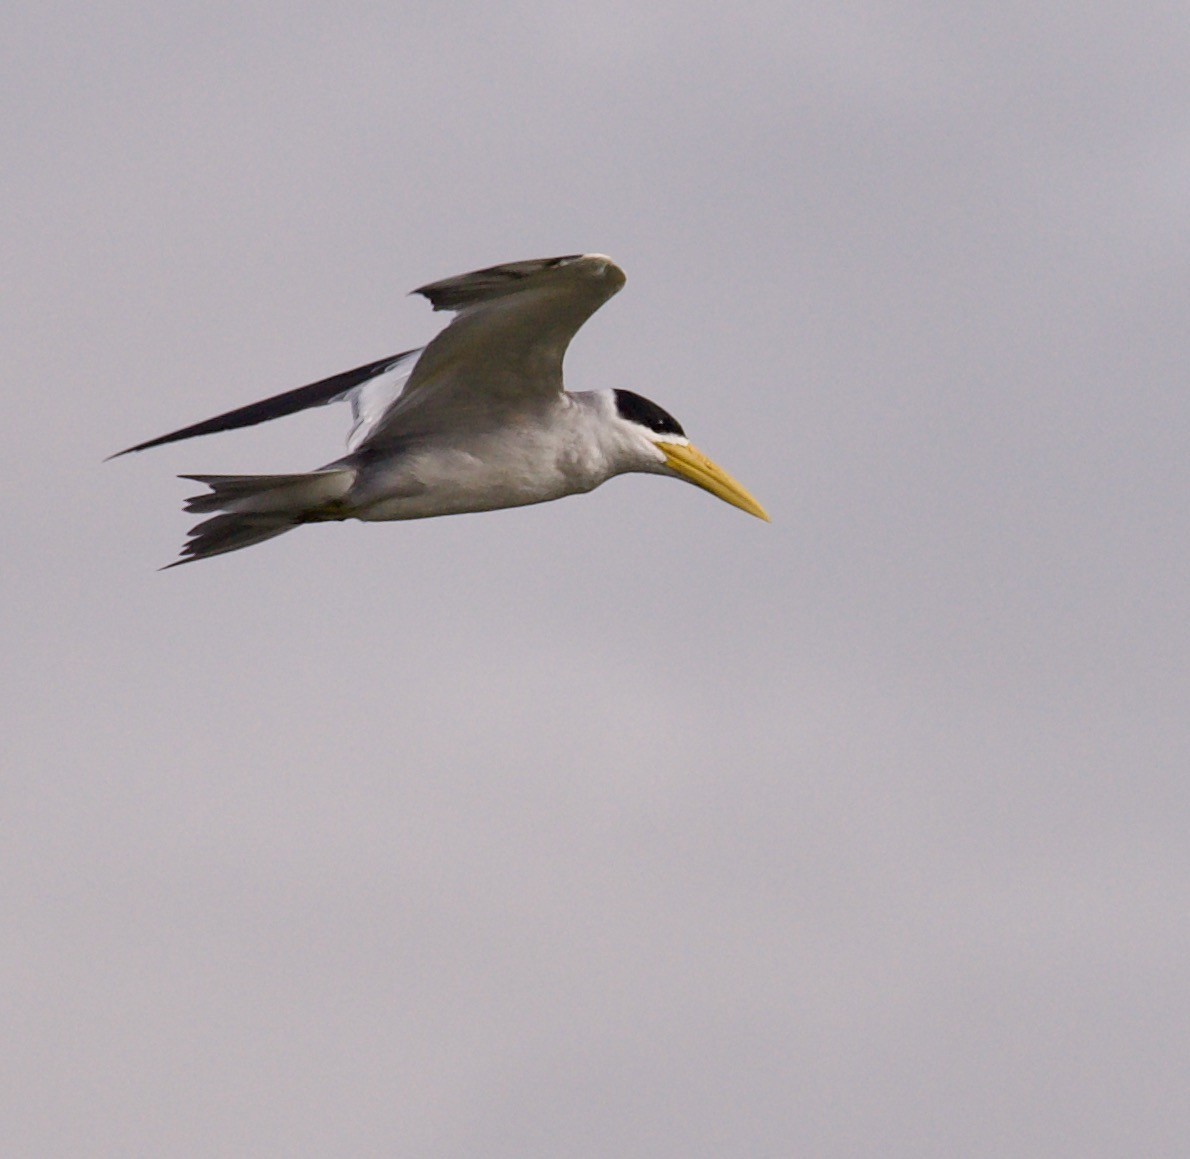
[{"left": 613, "top": 390, "right": 686, "bottom": 437}]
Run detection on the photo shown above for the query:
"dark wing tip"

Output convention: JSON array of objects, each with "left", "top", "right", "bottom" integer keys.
[
  {"left": 413, "top": 254, "right": 586, "bottom": 311},
  {"left": 106, "top": 435, "right": 176, "bottom": 460},
  {"left": 105, "top": 351, "right": 415, "bottom": 462}
]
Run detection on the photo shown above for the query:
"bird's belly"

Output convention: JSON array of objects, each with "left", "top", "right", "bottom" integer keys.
[{"left": 351, "top": 442, "right": 601, "bottom": 522}]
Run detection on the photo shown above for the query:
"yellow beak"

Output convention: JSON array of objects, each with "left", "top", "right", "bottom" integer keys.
[{"left": 659, "top": 441, "right": 770, "bottom": 521}]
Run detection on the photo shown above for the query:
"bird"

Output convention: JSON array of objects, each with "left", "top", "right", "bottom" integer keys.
[{"left": 112, "top": 254, "right": 769, "bottom": 565}]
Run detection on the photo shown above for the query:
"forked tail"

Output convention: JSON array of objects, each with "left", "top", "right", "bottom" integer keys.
[{"left": 167, "top": 468, "right": 355, "bottom": 567}]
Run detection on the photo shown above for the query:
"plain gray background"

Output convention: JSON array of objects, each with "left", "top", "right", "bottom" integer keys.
[{"left": 4, "top": 2, "right": 1188, "bottom": 1155}]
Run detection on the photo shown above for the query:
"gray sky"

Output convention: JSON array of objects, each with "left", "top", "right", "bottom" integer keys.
[{"left": 4, "top": 2, "right": 1188, "bottom": 1155}]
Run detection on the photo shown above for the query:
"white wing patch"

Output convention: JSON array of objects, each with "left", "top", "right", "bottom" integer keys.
[{"left": 346, "top": 349, "right": 422, "bottom": 449}]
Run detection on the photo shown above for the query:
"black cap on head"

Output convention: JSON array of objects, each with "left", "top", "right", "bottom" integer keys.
[{"left": 613, "top": 390, "right": 686, "bottom": 438}]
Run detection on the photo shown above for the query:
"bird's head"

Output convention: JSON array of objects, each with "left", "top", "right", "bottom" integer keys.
[{"left": 610, "top": 389, "right": 770, "bottom": 521}]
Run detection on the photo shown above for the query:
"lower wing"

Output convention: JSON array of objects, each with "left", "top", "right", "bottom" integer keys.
[{"left": 109, "top": 348, "right": 423, "bottom": 458}]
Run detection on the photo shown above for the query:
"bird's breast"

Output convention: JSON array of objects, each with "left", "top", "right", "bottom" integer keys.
[{"left": 350, "top": 423, "right": 611, "bottom": 522}]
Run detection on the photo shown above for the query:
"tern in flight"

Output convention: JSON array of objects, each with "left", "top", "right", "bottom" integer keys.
[{"left": 113, "top": 254, "right": 769, "bottom": 565}]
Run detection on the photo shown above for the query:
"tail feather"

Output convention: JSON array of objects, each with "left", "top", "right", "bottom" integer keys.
[
  {"left": 168, "top": 468, "right": 355, "bottom": 566},
  {"left": 181, "top": 472, "right": 346, "bottom": 514},
  {"left": 165, "top": 513, "right": 296, "bottom": 567}
]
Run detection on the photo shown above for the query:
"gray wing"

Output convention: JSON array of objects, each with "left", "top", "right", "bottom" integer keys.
[
  {"left": 356, "top": 253, "right": 627, "bottom": 447},
  {"left": 110, "top": 254, "right": 625, "bottom": 458},
  {"left": 110, "top": 349, "right": 422, "bottom": 458}
]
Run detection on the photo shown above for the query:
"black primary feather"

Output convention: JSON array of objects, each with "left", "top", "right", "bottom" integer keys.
[{"left": 109, "top": 350, "right": 416, "bottom": 458}]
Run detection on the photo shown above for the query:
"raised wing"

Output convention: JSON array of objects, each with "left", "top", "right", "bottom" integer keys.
[
  {"left": 110, "top": 254, "right": 626, "bottom": 458},
  {"left": 110, "top": 349, "right": 422, "bottom": 458},
  {"left": 414, "top": 255, "right": 586, "bottom": 310},
  {"left": 356, "top": 254, "right": 627, "bottom": 447}
]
